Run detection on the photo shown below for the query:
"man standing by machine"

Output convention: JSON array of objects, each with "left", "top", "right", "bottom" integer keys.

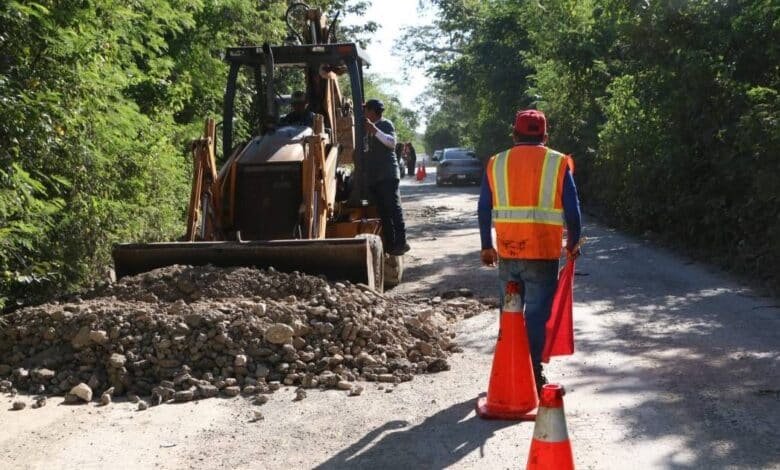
[
  {"left": 280, "top": 90, "right": 315, "bottom": 127},
  {"left": 364, "top": 99, "right": 410, "bottom": 256}
]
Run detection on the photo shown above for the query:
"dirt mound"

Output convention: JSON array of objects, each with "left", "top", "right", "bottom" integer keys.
[
  {"left": 86, "top": 264, "right": 333, "bottom": 303},
  {"left": 0, "top": 266, "right": 487, "bottom": 407}
]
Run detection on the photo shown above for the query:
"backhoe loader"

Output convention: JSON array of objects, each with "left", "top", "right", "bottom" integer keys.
[{"left": 112, "top": 4, "right": 403, "bottom": 291}]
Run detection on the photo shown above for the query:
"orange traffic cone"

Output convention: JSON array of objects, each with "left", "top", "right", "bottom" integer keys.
[
  {"left": 421, "top": 164, "right": 427, "bottom": 178},
  {"left": 416, "top": 163, "right": 425, "bottom": 181},
  {"left": 476, "top": 281, "right": 538, "bottom": 420},
  {"left": 526, "top": 384, "right": 574, "bottom": 470}
]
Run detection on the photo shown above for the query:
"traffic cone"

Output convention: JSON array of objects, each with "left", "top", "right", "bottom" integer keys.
[
  {"left": 476, "top": 281, "right": 538, "bottom": 420},
  {"left": 421, "top": 164, "right": 427, "bottom": 178},
  {"left": 416, "top": 163, "right": 425, "bottom": 181},
  {"left": 526, "top": 384, "right": 574, "bottom": 470}
]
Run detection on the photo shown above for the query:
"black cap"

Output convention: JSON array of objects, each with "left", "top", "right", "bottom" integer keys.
[{"left": 364, "top": 99, "right": 385, "bottom": 112}]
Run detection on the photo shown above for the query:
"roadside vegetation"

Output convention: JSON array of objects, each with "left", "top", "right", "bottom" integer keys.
[{"left": 407, "top": 0, "right": 779, "bottom": 291}]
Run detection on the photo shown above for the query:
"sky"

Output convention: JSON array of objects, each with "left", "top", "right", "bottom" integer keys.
[{"left": 343, "top": 0, "right": 434, "bottom": 130}]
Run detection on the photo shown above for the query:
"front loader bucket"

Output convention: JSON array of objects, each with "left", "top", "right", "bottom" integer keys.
[{"left": 112, "top": 237, "right": 384, "bottom": 291}]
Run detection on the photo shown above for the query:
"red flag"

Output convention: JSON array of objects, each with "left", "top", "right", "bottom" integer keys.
[{"left": 541, "top": 259, "right": 575, "bottom": 363}]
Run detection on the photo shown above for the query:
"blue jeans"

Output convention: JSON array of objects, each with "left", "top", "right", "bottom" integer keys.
[{"left": 498, "top": 258, "right": 559, "bottom": 368}]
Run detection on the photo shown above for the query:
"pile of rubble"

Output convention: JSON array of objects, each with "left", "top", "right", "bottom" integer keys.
[{"left": 0, "top": 265, "right": 487, "bottom": 409}]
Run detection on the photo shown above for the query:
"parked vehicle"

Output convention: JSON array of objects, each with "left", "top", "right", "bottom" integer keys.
[
  {"left": 431, "top": 149, "right": 443, "bottom": 162},
  {"left": 436, "top": 147, "right": 482, "bottom": 186}
]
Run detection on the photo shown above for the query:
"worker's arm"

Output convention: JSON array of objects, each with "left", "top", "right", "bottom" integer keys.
[
  {"left": 374, "top": 129, "right": 396, "bottom": 149},
  {"left": 478, "top": 172, "right": 493, "bottom": 250},
  {"left": 562, "top": 168, "right": 582, "bottom": 253},
  {"left": 369, "top": 119, "right": 396, "bottom": 149},
  {"left": 478, "top": 171, "right": 497, "bottom": 266}
]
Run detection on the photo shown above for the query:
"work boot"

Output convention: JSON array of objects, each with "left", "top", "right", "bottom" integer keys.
[
  {"left": 533, "top": 365, "right": 547, "bottom": 395},
  {"left": 387, "top": 242, "right": 410, "bottom": 256}
]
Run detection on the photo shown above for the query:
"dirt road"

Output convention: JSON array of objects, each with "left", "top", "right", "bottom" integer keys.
[{"left": 2, "top": 168, "right": 779, "bottom": 469}]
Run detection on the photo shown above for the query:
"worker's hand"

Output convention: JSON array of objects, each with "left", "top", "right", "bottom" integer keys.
[
  {"left": 566, "top": 237, "right": 584, "bottom": 261},
  {"left": 481, "top": 248, "right": 498, "bottom": 267},
  {"left": 365, "top": 118, "right": 378, "bottom": 136}
]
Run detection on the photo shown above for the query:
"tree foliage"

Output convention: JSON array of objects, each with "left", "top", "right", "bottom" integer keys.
[
  {"left": 406, "top": 0, "right": 780, "bottom": 289},
  {"left": 363, "top": 75, "right": 419, "bottom": 142},
  {"left": 420, "top": 89, "right": 466, "bottom": 154},
  {"left": 0, "top": 0, "right": 383, "bottom": 309}
]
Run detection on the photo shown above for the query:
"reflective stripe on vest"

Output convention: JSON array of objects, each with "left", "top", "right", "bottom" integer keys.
[
  {"left": 491, "top": 149, "right": 511, "bottom": 207},
  {"left": 538, "top": 149, "right": 563, "bottom": 208},
  {"left": 492, "top": 207, "right": 563, "bottom": 226}
]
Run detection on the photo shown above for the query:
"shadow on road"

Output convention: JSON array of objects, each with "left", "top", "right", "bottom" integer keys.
[
  {"left": 401, "top": 248, "right": 494, "bottom": 296},
  {"left": 313, "top": 399, "right": 515, "bottom": 470},
  {"left": 568, "top": 227, "right": 780, "bottom": 469},
  {"left": 395, "top": 180, "right": 495, "bottom": 298},
  {"left": 393, "top": 173, "right": 779, "bottom": 468}
]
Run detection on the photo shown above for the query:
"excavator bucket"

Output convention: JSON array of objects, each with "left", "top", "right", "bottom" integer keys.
[{"left": 112, "top": 237, "right": 384, "bottom": 291}]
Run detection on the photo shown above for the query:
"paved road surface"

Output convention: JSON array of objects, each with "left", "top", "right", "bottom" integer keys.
[{"left": 1, "top": 168, "right": 778, "bottom": 469}]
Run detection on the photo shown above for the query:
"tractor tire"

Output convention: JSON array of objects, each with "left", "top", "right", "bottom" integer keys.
[{"left": 384, "top": 254, "right": 404, "bottom": 288}]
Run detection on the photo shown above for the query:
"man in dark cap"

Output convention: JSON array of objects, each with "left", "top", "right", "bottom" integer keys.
[
  {"left": 364, "top": 99, "right": 410, "bottom": 256},
  {"left": 280, "top": 90, "right": 315, "bottom": 127}
]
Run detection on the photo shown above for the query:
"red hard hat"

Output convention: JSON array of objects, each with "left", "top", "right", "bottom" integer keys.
[{"left": 514, "top": 109, "right": 547, "bottom": 137}]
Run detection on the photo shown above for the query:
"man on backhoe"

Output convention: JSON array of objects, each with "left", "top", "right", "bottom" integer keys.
[
  {"left": 280, "top": 90, "right": 315, "bottom": 127},
  {"left": 478, "top": 109, "right": 581, "bottom": 390},
  {"left": 364, "top": 99, "right": 410, "bottom": 256}
]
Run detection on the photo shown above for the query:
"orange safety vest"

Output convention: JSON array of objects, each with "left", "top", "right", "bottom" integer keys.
[{"left": 486, "top": 145, "right": 569, "bottom": 260}]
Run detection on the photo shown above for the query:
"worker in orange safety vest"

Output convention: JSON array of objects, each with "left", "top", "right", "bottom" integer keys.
[{"left": 477, "top": 109, "right": 582, "bottom": 391}]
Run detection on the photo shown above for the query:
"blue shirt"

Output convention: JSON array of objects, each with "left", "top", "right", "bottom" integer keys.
[{"left": 478, "top": 145, "right": 581, "bottom": 252}]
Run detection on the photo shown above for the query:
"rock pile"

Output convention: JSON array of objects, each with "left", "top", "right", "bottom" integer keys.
[{"left": 0, "top": 265, "right": 487, "bottom": 407}]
